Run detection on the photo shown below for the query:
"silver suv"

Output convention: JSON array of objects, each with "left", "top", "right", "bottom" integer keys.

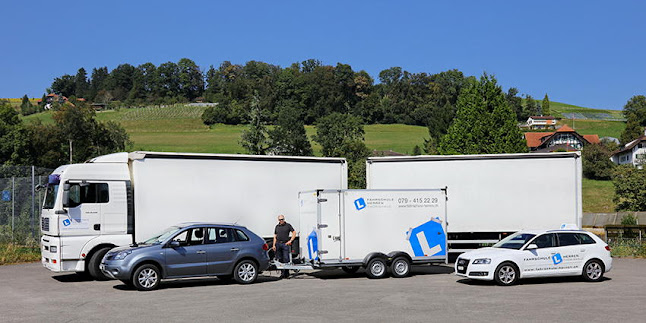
[{"left": 101, "top": 223, "right": 270, "bottom": 291}]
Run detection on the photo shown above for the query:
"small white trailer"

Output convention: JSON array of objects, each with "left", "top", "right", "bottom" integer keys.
[
  {"left": 365, "top": 152, "right": 582, "bottom": 253},
  {"left": 278, "top": 189, "right": 448, "bottom": 279}
]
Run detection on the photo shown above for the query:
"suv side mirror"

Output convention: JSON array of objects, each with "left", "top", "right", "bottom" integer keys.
[
  {"left": 168, "top": 241, "right": 180, "bottom": 248},
  {"left": 62, "top": 183, "right": 70, "bottom": 208},
  {"left": 525, "top": 244, "right": 538, "bottom": 250}
]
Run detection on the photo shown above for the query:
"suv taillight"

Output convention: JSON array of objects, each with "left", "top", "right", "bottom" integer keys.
[
  {"left": 262, "top": 243, "right": 269, "bottom": 251},
  {"left": 605, "top": 245, "right": 611, "bottom": 251}
]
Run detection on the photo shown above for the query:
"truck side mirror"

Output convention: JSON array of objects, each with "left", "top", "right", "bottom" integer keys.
[{"left": 62, "top": 183, "right": 70, "bottom": 208}]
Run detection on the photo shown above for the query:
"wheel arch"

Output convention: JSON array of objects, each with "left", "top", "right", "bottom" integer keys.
[{"left": 362, "top": 252, "right": 388, "bottom": 266}]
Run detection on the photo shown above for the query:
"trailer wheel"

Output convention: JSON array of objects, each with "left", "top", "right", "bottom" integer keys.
[
  {"left": 87, "top": 247, "right": 111, "bottom": 281},
  {"left": 341, "top": 266, "right": 360, "bottom": 274},
  {"left": 390, "top": 257, "right": 410, "bottom": 278},
  {"left": 365, "top": 258, "right": 388, "bottom": 279}
]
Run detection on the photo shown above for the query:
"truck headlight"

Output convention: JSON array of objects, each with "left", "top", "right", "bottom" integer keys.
[
  {"left": 472, "top": 258, "right": 491, "bottom": 264},
  {"left": 50, "top": 246, "right": 57, "bottom": 253},
  {"left": 113, "top": 250, "right": 132, "bottom": 260}
]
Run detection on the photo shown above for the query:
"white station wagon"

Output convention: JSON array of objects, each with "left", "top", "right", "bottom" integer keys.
[{"left": 455, "top": 228, "right": 612, "bottom": 286}]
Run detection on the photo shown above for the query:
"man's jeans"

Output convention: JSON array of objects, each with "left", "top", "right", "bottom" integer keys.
[{"left": 275, "top": 242, "right": 290, "bottom": 263}]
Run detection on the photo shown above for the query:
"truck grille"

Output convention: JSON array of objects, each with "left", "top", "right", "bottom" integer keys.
[
  {"left": 456, "top": 258, "right": 469, "bottom": 274},
  {"left": 41, "top": 217, "right": 49, "bottom": 231}
]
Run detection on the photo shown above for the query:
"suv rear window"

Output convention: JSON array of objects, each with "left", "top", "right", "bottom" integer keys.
[{"left": 234, "top": 229, "right": 249, "bottom": 241}]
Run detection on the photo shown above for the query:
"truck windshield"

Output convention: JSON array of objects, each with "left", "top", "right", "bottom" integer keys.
[
  {"left": 43, "top": 184, "right": 59, "bottom": 209},
  {"left": 492, "top": 232, "right": 536, "bottom": 250},
  {"left": 143, "top": 226, "right": 181, "bottom": 245}
]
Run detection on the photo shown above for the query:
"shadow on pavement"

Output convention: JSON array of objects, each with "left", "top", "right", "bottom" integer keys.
[
  {"left": 307, "top": 264, "right": 454, "bottom": 280},
  {"left": 456, "top": 276, "right": 611, "bottom": 286},
  {"left": 52, "top": 273, "right": 95, "bottom": 283},
  {"left": 112, "top": 275, "right": 283, "bottom": 291}
]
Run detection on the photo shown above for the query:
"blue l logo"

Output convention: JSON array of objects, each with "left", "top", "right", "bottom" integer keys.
[
  {"left": 63, "top": 219, "right": 71, "bottom": 227},
  {"left": 354, "top": 198, "right": 366, "bottom": 211},
  {"left": 552, "top": 253, "right": 563, "bottom": 265}
]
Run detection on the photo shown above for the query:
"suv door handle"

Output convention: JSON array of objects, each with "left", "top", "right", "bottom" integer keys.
[
  {"left": 230, "top": 248, "right": 239, "bottom": 252},
  {"left": 196, "top": 250, "right": 206, "bottom": 254}
]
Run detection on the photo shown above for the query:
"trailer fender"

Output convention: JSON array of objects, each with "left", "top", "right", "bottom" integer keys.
[
  {"left": 387, "top": 251, "right": 412, "bottom": 264},
  {"left": 363, "top": 252, "right": 389, "bottom": 266}
]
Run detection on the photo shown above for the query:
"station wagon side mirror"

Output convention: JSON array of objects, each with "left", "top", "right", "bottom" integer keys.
[
  {"left": 168, "top": 241, "right": 180, "bottom": 248},
  {"left": 525, "top": 244, "right": 538, "bottom": 250}
]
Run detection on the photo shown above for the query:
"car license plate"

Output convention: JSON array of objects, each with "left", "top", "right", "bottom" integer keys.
[{"left": 458, "top": 266, "right": 464, "bottom": 271}]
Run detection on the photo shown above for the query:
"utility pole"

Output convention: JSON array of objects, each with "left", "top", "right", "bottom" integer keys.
[
  {"left": 11, "top": 176, "right": 15, "bottom": 242},
  {"left": 31, "top": 166, "right": 35, "bottom": 238},
  {"left": 69, "top": 139, "right": 73, "bottom": 164}
]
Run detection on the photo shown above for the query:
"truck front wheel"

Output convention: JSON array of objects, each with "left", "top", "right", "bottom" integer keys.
[
  {"left": 365, "top": 258, "right": 388, "bottom": 279},
  {"left": 87, "top": 247, "right": 111, "bottom": 281}
]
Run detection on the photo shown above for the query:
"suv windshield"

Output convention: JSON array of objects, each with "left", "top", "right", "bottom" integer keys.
[
  {"left": 143, "top": 226, "right": 181, "bottom": 245},
  {"left": 43, "top": 184, "right": 59, "bottom": 209},
  {"left": 493, "top": 232, "right": 536, "bottom": 250}
]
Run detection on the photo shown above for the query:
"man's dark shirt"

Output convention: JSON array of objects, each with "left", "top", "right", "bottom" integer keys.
[{"left": 275, "top": 222, "right": 294, "bottom": 242}]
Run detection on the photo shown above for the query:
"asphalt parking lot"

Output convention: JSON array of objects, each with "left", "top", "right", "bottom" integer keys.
[{"left": 1, "top": 259, "right": 645, "bottom": 322}]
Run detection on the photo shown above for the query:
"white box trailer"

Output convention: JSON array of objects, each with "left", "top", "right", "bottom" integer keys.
[
  {"left": 281, "top": 189, "right": 447, "bottom": 279},
  {"left": 365, "top": 152, "right": 582, "bottom": 252},
  {"left": 40, "top": 151, "right": 347, "bottom": 279}
]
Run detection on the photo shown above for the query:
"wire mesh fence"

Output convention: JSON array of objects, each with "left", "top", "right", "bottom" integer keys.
[{"left": 0, "top": 166, "right": 53, "bottom": 244}]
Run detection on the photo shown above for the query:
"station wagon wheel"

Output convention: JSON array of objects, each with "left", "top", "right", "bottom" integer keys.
[
  {"left": 365, "top": 258, "right": 388, "bottom": 279},
  {"left": 132, "top": 264, "right": 161, "bottom": 291},
  {"left": 494, "top": 262, "right": 519, "bottom": 286},
  {"left": 234, "top": 260, "right": 258, "bottom": 284},
  {"left": 582, "top": 259, "right": 604, "bottom": 282},
  {"left": 390, "top": 257, "right": 410, "bottom": 278}
]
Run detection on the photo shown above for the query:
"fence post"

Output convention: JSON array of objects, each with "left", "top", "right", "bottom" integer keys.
[
  {"left": 31, "top": 165, "right": 35, "bottom": 239},
  {"left": 12, "top": 176, "right": 15, "bottom": 242}
]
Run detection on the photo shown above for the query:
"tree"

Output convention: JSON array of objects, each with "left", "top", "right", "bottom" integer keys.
[
  {"left": 313, "top": 113, "right": 369, "bottom": 188},
  {"left": 90, "top": 67, "right": 109, "bottom": 101},
  {"left": 0, "top": 102, "right": 31, "bottom": 165},
  {"left": 524, "top": 94, "right": 539, "bottom": 117},
  {"left": 75, "top": 68, "right": 89, "bottom": 98},
  {"left": 240, "top": 96, "right": 268, "bottom": 155},
  {"left": 612, "top": 165, "right": 646, "bottom": 211},
  {"left": 623, "top": 95, "right": 646, "bottom": 126},
  {"left": 582, "top": 144, "right": 615, "bottom": 180},
  {"left": 620, "top": 96, "right": 646, "bottom": 144},
  {"left": 542, "top": 94, "right": 551, "bottom": 116},
  {"left": 177, "top": 58, "right": 204, "bottom": 101},
  {"left": 51, "top": 74, "right": 76, "bottom": 97},
  {"left": 20, "top": 95, "right": 36, "bottom": 115},
  {"left": 438, "top": 74, "right": 528, "bottom": 154},
  {"left": 268, "top": 102, "right": 313, "bottom": 156},
  {"left": 506, "top": 88, "right": 524, "bottom": 121},
  {"left": 620, "top": 118, "right": 643, "bottom": 145}
]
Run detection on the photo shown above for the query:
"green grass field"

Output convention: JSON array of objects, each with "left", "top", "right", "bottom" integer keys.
[
  {"left": 582, "top": 178, "right": 616, "bottom": 213},
  {"left": 549, "top": 101, "right": 624, "bottom": 119}
]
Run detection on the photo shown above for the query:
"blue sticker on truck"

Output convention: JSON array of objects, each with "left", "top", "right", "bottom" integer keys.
[
  {"left": 406, "top": 217, "right": 446, "bottom": 257},
  {"left": 62, "top": 219, "right": 71, "bottom": 226},
  {"left": 354, "top": 198, "right": 366, "bottom": 211}
]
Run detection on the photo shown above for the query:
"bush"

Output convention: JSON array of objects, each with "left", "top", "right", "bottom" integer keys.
[
  {"left": 583, "top": 143, "right": 615, "bottom": 180},
  {"left": 612, "top": 165, "right": 646, "bottom": 211},
  {"left": 609, "top": 239, "right": 646, "bottom": 258}
]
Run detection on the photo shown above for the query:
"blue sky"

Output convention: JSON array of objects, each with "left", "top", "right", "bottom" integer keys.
[{"left": 1, "top": 1, "right": 645, "bottom": 110}]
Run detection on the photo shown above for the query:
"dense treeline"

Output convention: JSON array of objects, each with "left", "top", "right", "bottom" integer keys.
[{"left": 48, "top": 58, "right": 544, "bottom": 139}]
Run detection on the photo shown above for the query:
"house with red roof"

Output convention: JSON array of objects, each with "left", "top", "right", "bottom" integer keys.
[
  {"left": 524, "top": 124, "right": 600, "bottom": 152},
  {"left": 610, "top": 132, "right": 646, "bottom": 167},
  {"left": 526, "top": 116, "right": 557, "bottom": 130}
]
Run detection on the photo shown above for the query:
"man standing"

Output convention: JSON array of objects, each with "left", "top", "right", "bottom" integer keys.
[{"left": 272, "top": 214, "right": 296, "bottom": 278}]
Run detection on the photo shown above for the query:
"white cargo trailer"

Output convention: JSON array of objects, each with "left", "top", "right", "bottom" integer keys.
[
  {"left": 280, "top": 189, "right": 447, "bottom": 279},
  {"left": 40, "top": 151, "right": 347, "bottom": 279},
  {"left": 365, "top": 152, "right": 582, "bottom": 253}
]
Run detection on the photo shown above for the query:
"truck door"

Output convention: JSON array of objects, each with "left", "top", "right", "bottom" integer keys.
[
  {"left": 318, "top": 191, "right": 342, "bottom": 261},
  {"left": 61, "top": 182, "right": 108, "bottom": 235}
]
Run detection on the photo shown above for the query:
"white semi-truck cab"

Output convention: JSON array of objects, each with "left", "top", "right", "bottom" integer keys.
[
  {"left": 41, "top": 153, "right": 133, "bottom": 279},
  {"left": 40, "top": 151, "right": 347, "bottom": 280}
]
